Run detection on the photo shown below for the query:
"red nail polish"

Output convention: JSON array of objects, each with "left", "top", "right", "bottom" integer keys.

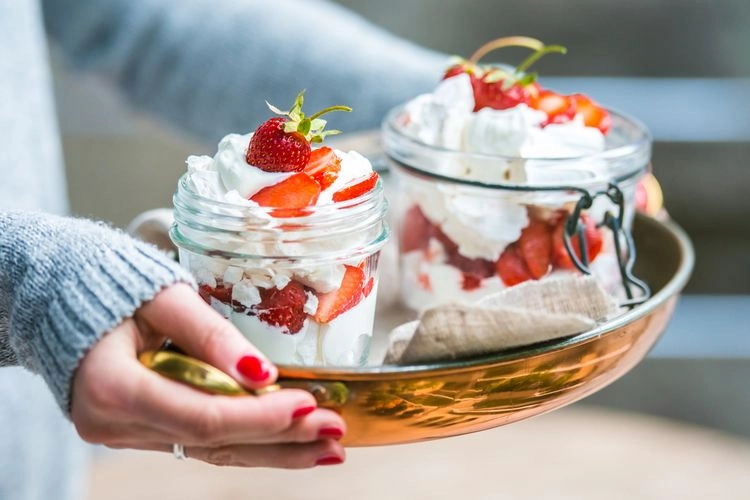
[
  {"left": 236, "top": 355, "right": 270, "bottom": 381},
  {"left": 317, "top": 427, "right": 344, "bottom": 439},
  {"left": 292, "top": 406, "right": 315, "bottom": 419},
  {"left": 315, "top": 455, "right": 344, "bottom": 466}
]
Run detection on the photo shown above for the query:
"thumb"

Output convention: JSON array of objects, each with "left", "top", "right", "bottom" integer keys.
[{"left": 135, "top": 283, "right": 278, "bottom": 389}]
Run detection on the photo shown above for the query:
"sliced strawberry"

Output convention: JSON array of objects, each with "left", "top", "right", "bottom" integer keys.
[
  {"left": 453, "top": 256, "right": 496, "bottom": 280},
  {"left": 571, "top": 94, "right": 611, "bottom": 134},
  {"left": 430, "top": 224, "right": 458, "bottom": 254},
  {"left": 495, "top": 244, "right": 532, "bottom": 286},
  {"left": 474, "top": 80, "right": 539, "bottom": 112},
  {"left": 462, "top": 273, "right": 483, "bottom": 291},
  {"left": 331, "top": 171, "right": 379, "bottom": 202},
  {"left": 518, "top": 218, "right": 552, "bottom": 279},
  {"left": 250, "top": 172, "right": 321, "bottom": 217},
  {"left": 552, "top": 213, "right": 603, "bottom": 269},
  {"left": 253, "top": 281, "right": 308, "bottom": 334},
  {"left": 314, "top": 265, "right": 365, "bottom": 323},
  {"left": 399, "top": 205, "right": 433, "bottom": 253},
  {"left": 431, "top": 225, "right": 496, "bottom": 279},
  {"left": 304, "top": 146, "right": 341, "bottom": 190},
  {"left": 417, "top": 273, "right": 432, "bottom": 291},
  {"left": 198, "top": 283, "right": 233, "bottom": 304},
  {"left": 362, "top": 277, "right": 375, "bottom": 298},
  {"left": 531, "top": 90, "right": 577, "bottom": 126}
]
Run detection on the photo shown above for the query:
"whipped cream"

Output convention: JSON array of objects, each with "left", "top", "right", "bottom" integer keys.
[
  {"left": 398, "top": 73, "right": 609, "bottom": 262},
  {"left": 185, "top": 135, "right": 290, "bottom": 207},
  {"left": 185, "top": 132, "right": 374, "bottom": 207},
  {"left": 229, "top": 288, "right": 376, "bottom": 366},
  {"left": 418, "top": 186, "right": 527, "bottom": 261},
  {"left": 402, "top": 74, "right": 605, "bottom": 162},
  {"left": 181, "top": 134, "right": 379, "bottom": 292}
]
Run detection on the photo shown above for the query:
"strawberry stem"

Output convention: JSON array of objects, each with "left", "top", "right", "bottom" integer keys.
[
  {"left": 270, "top": 90, "right": 352, "bottom": 143},
  {"left": 308, "top": 105, "right": 352, "bottom": 121},
  {"left": 467, "top": 36, "right": 545, "bottom": 66},
  {"left": 465, "top": 36, "right": 567, "bottom": 91},
  {"left": 515, "top": 45, "right": 567, "bottom": 75}
]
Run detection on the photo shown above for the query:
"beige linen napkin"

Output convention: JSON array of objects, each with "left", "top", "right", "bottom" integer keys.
[{"left": 384, "top": 276, "right": 618, "bottom": 365}]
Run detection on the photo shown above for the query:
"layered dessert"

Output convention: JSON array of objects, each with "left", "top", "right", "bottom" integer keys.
[
  {"left": 383, "top": 37, "right": 651, "bottom": 311},
  {"left": 172, "top": 92, "right": 387, "bottom": 366}
]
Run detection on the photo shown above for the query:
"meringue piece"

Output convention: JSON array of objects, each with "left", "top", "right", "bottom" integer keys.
[
  {"left": 231, "top": 279, "right": 262, "bottom": 309},
  {"left": 222, "top": 266, "right": 244, "bottom": 284}
]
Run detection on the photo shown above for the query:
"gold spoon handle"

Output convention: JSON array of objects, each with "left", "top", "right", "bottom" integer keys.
[
  {"left": 138, "top": 350, "right": 279, "bottom": 396},
  {"left": 138, "top": 350, "right": 348, "bottom": 408}
]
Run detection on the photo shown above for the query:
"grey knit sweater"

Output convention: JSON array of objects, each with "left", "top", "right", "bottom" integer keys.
[{"left": 1, "top": 0, "right": 443, "bottom": 498}]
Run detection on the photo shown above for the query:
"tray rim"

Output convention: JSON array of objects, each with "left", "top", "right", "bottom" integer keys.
[{"left": 278, "top": 214, "right": 694, "bottom": 380}]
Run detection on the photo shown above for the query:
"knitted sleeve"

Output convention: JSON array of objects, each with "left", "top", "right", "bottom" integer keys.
[
  {"left": 41, "top": 0, "right": 446, "bottom": 145},
  {"left": 0, "top": 211, "right": 195, "bottom": 415}
]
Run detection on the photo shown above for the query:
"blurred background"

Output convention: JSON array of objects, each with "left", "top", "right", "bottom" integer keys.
[
  {"left": 49, "top": 0, "right": 749, "bottom": 497},
  {"left": 57, "top": 0, "right": 750, "bottom": 296}
]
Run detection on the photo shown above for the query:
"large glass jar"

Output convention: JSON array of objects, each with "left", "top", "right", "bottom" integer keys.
[
  {"left": 382, "top": 107, "right": 651, "bottom": 312},
  {"left": 170, "top": 174, "right": 389, "bottom": 367}
]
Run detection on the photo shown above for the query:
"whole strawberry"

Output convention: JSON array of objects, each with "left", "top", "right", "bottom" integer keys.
[
  {"left": 442, "top": 36, "right": 565, "bottom": 112},
  {"left": 246, "top": 91, "right": 351, "bottom": 172}
]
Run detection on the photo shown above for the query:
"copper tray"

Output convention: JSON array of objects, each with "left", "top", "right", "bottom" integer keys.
[{"left": 142, "top": 214, "right": 693, "bottom": 446}]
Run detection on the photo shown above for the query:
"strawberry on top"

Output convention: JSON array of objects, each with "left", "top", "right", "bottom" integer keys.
[
  {"left": 246, "top": 90, "right": 351, "bottom": 172},
  {"left": 243, "top": 91, "right": 381, "bottom": 213},
  {"left": 184, "top": 90, "right": 380, "bottom": 214},
  {"left": 441, "top": 36, "right": 611, "bottom": 134}
]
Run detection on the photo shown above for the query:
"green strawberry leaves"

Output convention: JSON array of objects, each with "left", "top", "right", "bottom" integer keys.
[{"left": 267, "top": 90, "right": 351, "bottom": 143}]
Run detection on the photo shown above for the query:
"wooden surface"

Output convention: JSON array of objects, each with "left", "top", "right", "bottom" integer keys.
[{"left": 87, "top": 406, "right": 750, "bottom": 500}]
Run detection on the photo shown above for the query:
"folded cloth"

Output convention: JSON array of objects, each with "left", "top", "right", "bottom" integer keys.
[{"left": 383, "top": 276, "right": 619, "bottom": 365}]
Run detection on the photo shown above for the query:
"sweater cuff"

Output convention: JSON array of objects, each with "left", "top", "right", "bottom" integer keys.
[{"left": 1, "top": 211, "right": 195, "bottom": 416}]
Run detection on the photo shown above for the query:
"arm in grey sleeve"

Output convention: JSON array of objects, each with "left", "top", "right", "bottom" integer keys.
[
  {"left": 0, "top": 211, "right": 195, "bottom": 415},
  {"left": 42, "top": 0, "right": 446, "bottom": 143}
]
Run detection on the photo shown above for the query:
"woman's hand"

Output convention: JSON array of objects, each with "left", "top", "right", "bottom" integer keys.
[{"left": 70, "top": 284, "right": 346, "bottom": 468}]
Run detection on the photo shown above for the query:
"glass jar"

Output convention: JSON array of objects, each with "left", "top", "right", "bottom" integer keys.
[
  {"left": 382, "top": 107, "right": 652, "bottom": 312},
  {"left": 170, "top": 174, "right": 389, "bottom": 367}
]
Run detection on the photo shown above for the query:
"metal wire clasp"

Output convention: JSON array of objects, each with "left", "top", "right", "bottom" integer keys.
[{"left": 563, "top": 183, "right": 651, "bottom": 307}]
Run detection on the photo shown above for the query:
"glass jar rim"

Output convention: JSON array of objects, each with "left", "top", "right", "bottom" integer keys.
[
  {"left": 171, "top": 172, "right": 390, "bottom": 263},
  {"left": 169, "top": 223, "right": 390, "bottom": 265},
  {"left": 382, "top": 105, "right": 651, "bottom": 191},
  {"left": 175, "top": 172, "right": 386, "bottom": 222}
]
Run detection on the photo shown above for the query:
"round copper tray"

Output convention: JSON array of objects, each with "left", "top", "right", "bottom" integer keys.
[{"left": 143, "top": 214, "right": 693, "bottom": 447}]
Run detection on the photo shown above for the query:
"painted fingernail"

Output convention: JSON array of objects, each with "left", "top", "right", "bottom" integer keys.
[
  {"left": 236, "top": 355, "right": 270, "bottom": 381},
  {"left": 315, "top": 455, "right": 344, "bottom": 466},
  {"left": 292, "top": 406, "right": 316, "bottom": 419},
  {"left": 317, "top": 427, "right": 344, "bottom": 440}
]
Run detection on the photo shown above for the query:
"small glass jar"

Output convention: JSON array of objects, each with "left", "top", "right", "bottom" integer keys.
[
  {"left": 382, "top": 107, "right": 652, "bottom": 311},
  {"left": 170, "top": 174, "right": 389, "bottom": 367}
]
